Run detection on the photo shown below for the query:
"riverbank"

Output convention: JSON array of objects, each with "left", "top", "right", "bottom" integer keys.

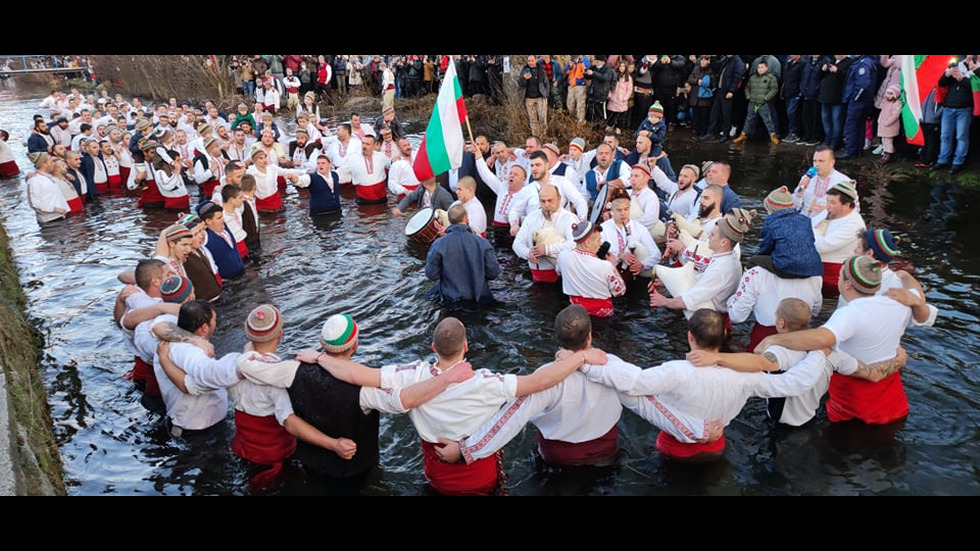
[{"left": 0, "top": 219, "right": 64, "bottom": 496}]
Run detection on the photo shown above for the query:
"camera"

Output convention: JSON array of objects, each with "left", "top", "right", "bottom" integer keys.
[{"left": 597, "top": 241, "right": 611, "bottom": 259}]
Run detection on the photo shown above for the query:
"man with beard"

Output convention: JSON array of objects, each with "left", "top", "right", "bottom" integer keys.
[
  {"left": 509, "top": 151, "right": 586, "bottom": 237},
  {"left": 664, "top": 184, "right": 725, "bottom": 273},
  {"left": 650, "top": 162, "right": 700, "bottom": 221},
  {"left": 28, "top": 119, "right": 54, "bottom": 153}
]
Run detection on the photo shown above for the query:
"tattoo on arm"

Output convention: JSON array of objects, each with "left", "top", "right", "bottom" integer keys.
[
  {"left": 854, "top": 356, "right": 904, "bottom": 382},
  {"left": 157, "top": 322, "right": 196, "bottom": 343}
]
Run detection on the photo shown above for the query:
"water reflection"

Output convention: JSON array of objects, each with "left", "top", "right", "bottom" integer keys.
[{"left": 1, "top": 87, "right": 979, "bottom": 495}]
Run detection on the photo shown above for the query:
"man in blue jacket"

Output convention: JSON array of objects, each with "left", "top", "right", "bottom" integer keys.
[
  {"left": 838, "top": 55, "right": 877, "bottom": 159},
  {"left": 424, "top": 204, "right": 500, "bottom": 308},
  {"left": 706, "top": 55, "right": 746, "bottom": 143}
]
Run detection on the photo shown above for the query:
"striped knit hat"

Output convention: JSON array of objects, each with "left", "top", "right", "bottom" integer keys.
[
  {"left": 631, "top": 163, "right": 651, "bottom": 179},
  {"left": 160, "top": 275, "right": 193, "bottom": 304},
  {"left": 842, "top": 255, "right": 882, "bottom": 295},
  {"left": 571, "top": 221, "right": 596, "bottom": 243},
  {"left": 246, "top": 304, "right": 283, "bottom": 343},
  {"left": 866, "top": 228, "right": 900, "bottom": 263},
  {"left": 320, "top": 314, "right": 359, "bottom": 353},
  {"left": 139, "top": 138, "right": 160, "bottom": 152},
  {"left": 764, "top": 186, "right": 795, "bottom": 213},
  {"left": 164, "top": 224, "right": 193, "bottom": 243},
  {"left": 177, "top": 213, "right": 202, "bottom": 230},
  {"left": 830, "top": 180, "right": 858, "bottom": 201},
  {"left": 648, "top": 101, "right": 664, "bottom": 116},
  {"left": 718, "top": 208, "right": 752, "bottom": 243},
  {"left": 569, "top": 137, "right": 585, "bottom": 153}
]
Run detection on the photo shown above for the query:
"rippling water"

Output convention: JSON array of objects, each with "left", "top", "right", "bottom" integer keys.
[{"left": 1, "top": 82, "right": 978, "bottom": 495}]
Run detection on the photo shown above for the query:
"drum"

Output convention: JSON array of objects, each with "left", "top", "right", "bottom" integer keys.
[{"left": 405, "top": 207, "right": 441, "bottom": 243}]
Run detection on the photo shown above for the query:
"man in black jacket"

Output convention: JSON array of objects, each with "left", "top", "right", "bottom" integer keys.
[
  {"left": 931, "top": 58, "right": 977, "bottom": 174},
  {"left": 586, "top": 55, "right": 613, "bottom": 126}
]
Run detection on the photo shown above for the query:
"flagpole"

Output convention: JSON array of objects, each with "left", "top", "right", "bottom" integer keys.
[{"left": 465, "top": 115, "right": 475, "bottom": 148}]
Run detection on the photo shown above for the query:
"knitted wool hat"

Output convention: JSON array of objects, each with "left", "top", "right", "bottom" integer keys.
[
  {"left": 320, "top": 314, "right": 359, "bottom": 353},
  {"left": 196, "top": 122, "right": 213, "bottom": 136},
  {"left": 28, "top": 152, "right": 49, "bottom": 168},
  {"left": 649, "top": 101, "right": 664, "bottom": 115},
  {"left": 842, "top": 255, "right": 882, "bottom": 295},
  {"left": 153, "top": 126, "right": 173, "bottom": 143},
  {"left": 571, "top": 220, "right": 596, "bottom": 243},
  {"left": 701, "top": 160, "right": 714, "bottom": 175},
  {"left": 246, "top": 304, "right": 283, "bottom": 343},
  {"left": 631, "top": 163, "right": 651, "bottom": 179},
  {"left": 718, "top": 208, "right": 752, "bottom": 243},
  {"left": 135, "top": 119, "right": 152, "bottom": 133},
  {"left": 177, "top": 213, "right": 201, "bottom": 230},
  {"left": 164, "top": 224, "right": 193, "bottom": 242},
  {"left": 569, "top": 137, "right": 586, "bottom": 153},
  {"left": 139, "top": 139, "right": 160, "bottom": 152},
  {"left": 160, "top": 275, "right": 193, "bottom": 304},
  {"left": 831, "top": 180, "right": 858, "bottom": 201},
  {"left": 866, "top": 228, "right": 900, "bottom": 263},
  {"left": 764, "top": 186, "right": 796, "bottom": 214},
  {"left": 543, "top": 143, "right": 561, "bottom": 156},
  {"left": 203, "top": 137, "right": 218, "bottom": 151}
]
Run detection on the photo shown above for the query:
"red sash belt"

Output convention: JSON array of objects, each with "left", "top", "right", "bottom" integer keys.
[
  {"left": 286, "top": 87, "right": 300, "bottom": 94},
  {"left": 530, "top": 268, "right": 559, "bottom": 283},
  {"left": 656, "top": 431, "right": 725, "bottom": 459},
  {"left": 569, "top": 295, "right": 614, "bottom": 317},
  {"left": 138, "top": 179, "right": 165, "bottom": 208},
  {"left": 107, "top": 174, "right": 123, "bottom": 190},
  {"left": 0, "top": 160, "right": 19, "bottom": 178},
  {"left": 163, "top": 195, "right": 190, "bottom": 211},
  {"left": 255, "top": 192, "right": 284, "bottom": 212},
  {"left": 236, "top": 240, "right": 249, "bottom": 259},
  {"left": 119, "top": 166, "right": 131, "bottom": 186},
  {"left": 201, "top": 179, "right": 219, "bottom": 199},
  {"left": 95, "top": 181, "right": 109, "bottom": 193},
  {"left": 132, "top": 356, "right": 161, "bottom": 397},
  {"left": 232, "top": 410, "right": 296, "bottom": 465},
  {"left": 536, "top": 424, "right": 618, "bottom": 466},
  {"left": 67, "top": 197, "right": 83, "bottom": 214},
  {"left": 826, "top": 371, "right": 908, "bottom": 425},
  {"left": 356, "top": 181, "right": 387, "bottom": 202},
  {"left": 277, "top": 175, "right": 287, "bottom": 194},
  {"left": 821, "top": 262, "right": 843, "bottom": 299},
  {"left": 492, "top": 220, "right": 510, "bottom": 228},
  {"left": 748, "top": 323, "right": 778, "bottom": 352},
  {"left": 421, "top": 440, "right": 499, "bottom": 496}
]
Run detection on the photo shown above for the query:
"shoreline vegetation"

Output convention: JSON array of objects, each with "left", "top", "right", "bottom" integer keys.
[{"left": 0, "top": 220, "right": 65, "bottom": 496}]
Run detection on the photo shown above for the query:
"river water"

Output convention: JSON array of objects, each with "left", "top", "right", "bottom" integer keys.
[{"left": 1, "top": 82, "right": 978, "bottom": 496}]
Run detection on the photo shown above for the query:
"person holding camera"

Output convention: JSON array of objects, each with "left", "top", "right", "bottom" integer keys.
[{"left": 522, "top": 55, "right": 551, "bottom": 139}]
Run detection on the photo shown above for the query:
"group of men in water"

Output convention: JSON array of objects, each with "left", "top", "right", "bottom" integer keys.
[{"left": 5, "top": 85, "right": 939, "bottom": 495}]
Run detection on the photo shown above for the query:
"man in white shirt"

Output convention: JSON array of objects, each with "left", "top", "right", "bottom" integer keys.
[
  {"left": 812, "top": 180, "right": 865, "bottom": 299},
  {"left": 513, "top": 182, "right": 578, "bottom": 283},
  {"left": 449, "top": 176, "right": 487, "bottom": 237},
  {"left": 508, "top": 150, "right": 584, "bottom": 236},
  {"left": 793, "top": 145, "right": 851, "bottom": 218},
  {"left": 651, "top": 208, "right": 751, "bottom": 325}
]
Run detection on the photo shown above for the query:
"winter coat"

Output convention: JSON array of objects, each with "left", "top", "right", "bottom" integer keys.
[
  {"left": 608, "top": 74, "right": 633, "bottom": 113},
  {"left": 745, "top": 72, "right": 778, "bottom": 104},
  {"left": 687, "top": 64, "right": 715, "bottom": 108},
  {"left": 877, "top": 96, "right": 903, "bottom": 138},
  {"left": 874, "top": 55, "right": 903, "bottom": 109}
]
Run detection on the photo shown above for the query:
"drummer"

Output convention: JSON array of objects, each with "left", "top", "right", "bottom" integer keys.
[{"left": 392, "top": 175, "right": 455, "bottom": 220}]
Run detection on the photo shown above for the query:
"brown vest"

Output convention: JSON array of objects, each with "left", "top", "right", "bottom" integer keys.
[{"left": 183, "top": 251, "right": 221, "bottom": 302}]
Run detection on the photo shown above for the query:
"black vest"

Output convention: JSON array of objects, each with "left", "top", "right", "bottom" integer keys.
[{"left": 288, "top": 362, "right": 380, "bottom": 479}]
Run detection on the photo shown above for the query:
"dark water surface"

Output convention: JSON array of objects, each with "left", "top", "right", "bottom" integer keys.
[{"left": 1, "top": 83, "right": 978, "bottom": 495}]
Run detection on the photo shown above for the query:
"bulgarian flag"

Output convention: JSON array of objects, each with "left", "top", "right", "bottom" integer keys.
[
  {"left": 901, "top": 55, "right": 953, "bottom": 146},
  {"left": 413, "top": 60, "right": 467, "bottom": 181}
]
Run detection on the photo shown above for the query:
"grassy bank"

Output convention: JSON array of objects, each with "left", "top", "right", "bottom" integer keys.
[{"left": 0, "top": 220, "right": 65, "bottom": 496}]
